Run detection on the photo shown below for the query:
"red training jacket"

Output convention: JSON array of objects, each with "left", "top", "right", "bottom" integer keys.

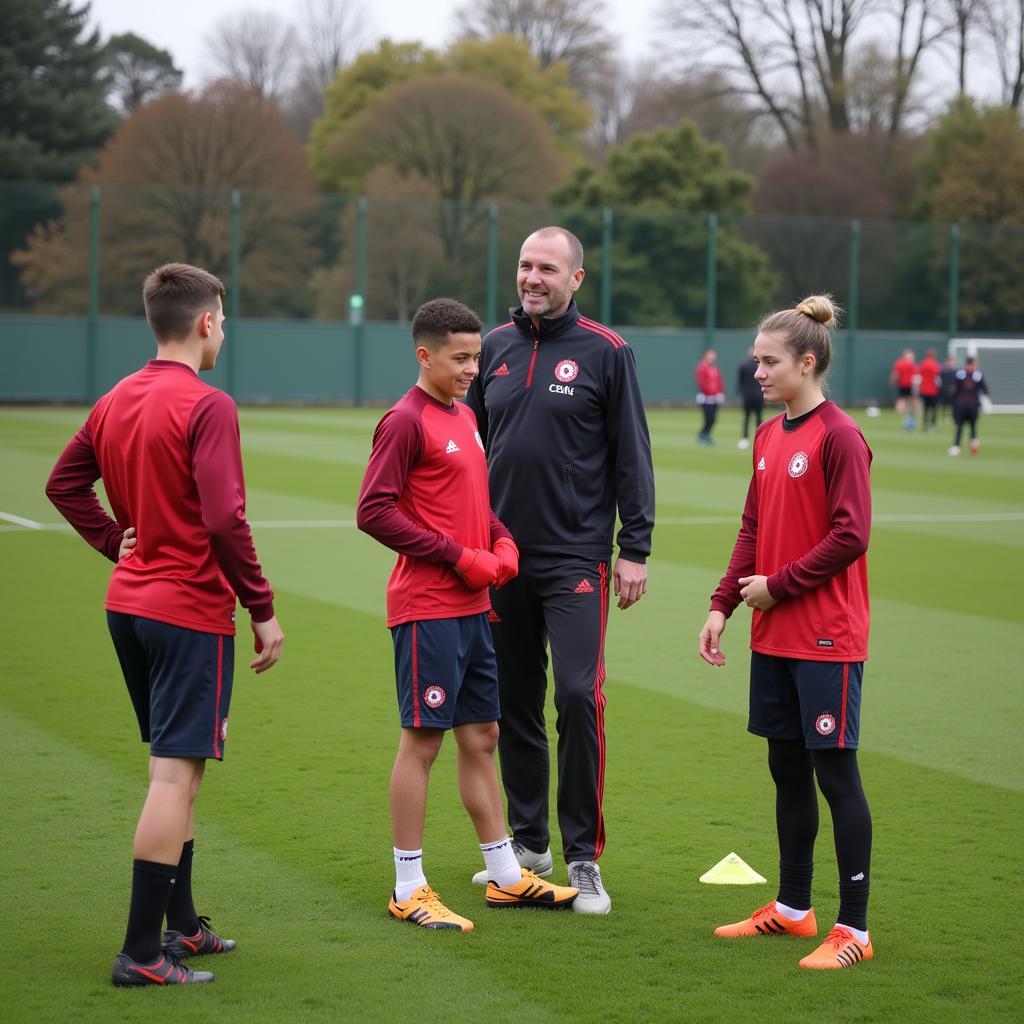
[
  {"left": 46, "top": 360, "right": 274, "bottom": 636},
  {"left": 356, "top": 386, "right": 512, "bottom": 628},
  {"left": 710, "top": 401, "right": 872, "bottom": 661}
]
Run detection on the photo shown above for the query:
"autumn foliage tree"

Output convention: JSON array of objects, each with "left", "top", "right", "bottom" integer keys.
[
  {"left": 553, "top": 120, "right": 775, "bottom": 326},
  {"left": 308, "top": 35, "right": 588, "bottom": 189},
  {"left": 14, "top": 82, "right": 318, "bottom": 317}
]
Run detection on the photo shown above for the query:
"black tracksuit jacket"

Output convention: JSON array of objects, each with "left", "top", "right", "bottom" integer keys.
[{"left": 466, "top": 302, "right": 655, "bottom": 564}]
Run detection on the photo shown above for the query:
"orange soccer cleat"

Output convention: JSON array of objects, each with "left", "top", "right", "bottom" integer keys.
[
  {"left": 799, "top": 926, "right": 874, "bottom": 969},
  {"left": 388, "top": 885, "right": 474, "bottom": 931},
  {"left": 485, "top": 869, "right": 578, "bottom": 909},
  {"left": 714, "top": 902, "right": 818, "bottom": 938}
]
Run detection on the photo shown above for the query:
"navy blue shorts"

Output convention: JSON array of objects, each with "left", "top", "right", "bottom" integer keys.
[
  {"left": 107, "top": 612, "right": 234, "bottom": 760},
  {"left": 748, "top": 652, "right": 863, "bottom": 750},
  {"left": 390, "top": 613, "right": 500, "bottom": 730}
]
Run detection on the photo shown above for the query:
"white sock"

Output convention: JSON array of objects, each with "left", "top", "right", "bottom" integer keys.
[
  {"left": 774, "top": 901, "right": 810, "bottom": 921},
  {"left": 838, "top": 922, "right": 870, "bottom": 944},
  {"left": 480, "top": 836, "right": 522, "bottom": 888},
  {"left": 394, "top": 847, "right": 427, "bottom": 901}
]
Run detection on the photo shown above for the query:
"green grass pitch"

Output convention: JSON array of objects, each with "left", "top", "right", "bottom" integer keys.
[{"left": 1, "top": 404, "right": 1022, "bottom": 1023}]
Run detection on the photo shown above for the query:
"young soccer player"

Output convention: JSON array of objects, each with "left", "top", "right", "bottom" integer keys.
[
  {"left": 917, "top": 348, "right": 942, "bottom": 432},
  {"left": 698, "top": 295, "right": 875, "bottom": 970},
  {"left": 948, "top": 356, "right": 990, "bottom": 456},
  {"left": 356, "top": 297, "right": 578, "bottom": 931},
  {"left": 695, "top": 347, "right": 725, "bottom": 444},
  {"left": 45, "top": 263, "right": 284, "bottom": 986},
  {"left": 890, "top": 347, "right": 918, "bottom": 429}
]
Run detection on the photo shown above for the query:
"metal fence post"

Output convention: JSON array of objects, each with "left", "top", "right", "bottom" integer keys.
[
  {"left": 601, "top": 208, "right": 613, "bottom": 325},
  {"left": 487, "top": 203, "right": 498, "bottom": 327},
  {"left": 86, "top": 185, "right": 100, "bottom": 401},
  {"left": 845, "top": 219, "right": 860, "bottom": 406},
  {"left": 354, "top": 196, "right": 367, "bottom": 406},
  {"left": 705, "top": 213, "right": 718, "bottom": 344},
  {"left": 227, "top": 189, "right": 241, "bottom": 397},
  {"left": 948, "top": 224, "right": 960, "bottom": 338}
]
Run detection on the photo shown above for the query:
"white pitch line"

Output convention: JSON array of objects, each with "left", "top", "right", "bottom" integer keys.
[
  {"left": 657, "top": 512, "right": 1024, "bottom": 526},
  {"left": 2, "top": 512, "right": 1022, "bottom": 535},
  {"left": 249, "top": 519, "right": 357, "bottom": 529},
  {"left": 0, "top": 510, "right": 43, "bottom": 529}
]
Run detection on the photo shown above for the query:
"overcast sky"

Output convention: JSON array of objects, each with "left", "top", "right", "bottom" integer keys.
[{"left": 86, "top": 0, "right": 656, "bottom": 88}]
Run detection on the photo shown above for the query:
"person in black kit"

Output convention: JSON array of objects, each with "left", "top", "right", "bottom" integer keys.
[
  {"left": 939, "top": 355, "right": 958, "bottom": 421},
  {"left": 736, "top": 345, "right": 764, "bottom": 449},
  {"left": 466, "top": 226, "right": 655, "bottom": 916},
  {"left": 948, "top": 356, "right": 989, "bottom": 456}
]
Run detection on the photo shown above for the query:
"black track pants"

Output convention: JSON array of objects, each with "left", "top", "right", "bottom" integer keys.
[{"left": 489, "top": 553, "right": 610, "bottom": 864}]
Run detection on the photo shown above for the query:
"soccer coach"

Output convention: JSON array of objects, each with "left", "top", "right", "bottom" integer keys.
[{"left": 466, "top": 226, "right": 655, "bottom": 914}]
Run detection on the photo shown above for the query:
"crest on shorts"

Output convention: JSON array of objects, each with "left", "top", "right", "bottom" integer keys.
[
  {"left": 554, "top": 359, "right": 579, "bottom": 383},
  {"left": 220, "top": 718, "right": 229, "bottom": 741},
  {"left": 815, "top": 713, "right": 836, "bottom": 736},
  {"left": 423, "top": 685, "right": 447, "bottom": 709},
  {"left": 788, "top": 451, "right": 809, "bottom": 478}
]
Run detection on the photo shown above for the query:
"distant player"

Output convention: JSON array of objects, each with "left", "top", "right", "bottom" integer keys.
[
  {"left": 698, "top": 295, "right": 876, "bottom": 971},
  {"left": 356, "top": 297, "right": 577, "bottom": 932},
  {"left": 890, "top": 347, "right": 918, "bottom": 429},
  {"left": 46, "top": 263, "right": 284, "bottom": 987},
  {"left": 696, "top": 347, "right": 725, "bottom": 444},
  {"left": 736, "top": 345, "right": 764, "bottom": 449},
  {"left": 948, "top": 355, "right": 990, "bottom": 456},
  {"left": 939, "top": 354, "right": 958, "bottom": 421},
  {"left": 917, "top": 348, "right": 942, "bottom": 432}
]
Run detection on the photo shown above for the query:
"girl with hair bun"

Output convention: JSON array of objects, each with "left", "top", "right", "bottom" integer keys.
[{"left": 698, "top": 295, "right": 877, "bottom": 971}]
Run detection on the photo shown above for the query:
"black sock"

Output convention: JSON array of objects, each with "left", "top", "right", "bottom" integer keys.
[
  {"left": 768, "top": 739, "right": 818, "bottom": 910},
  {"left": 813, "top": 749, "right": 872, "bottom": 932},
  {"left": 778, "top": 860, "right": 814, "bottom": 912},
  {"left": 122, "top": 859, "right": 177, "bottom": 963},
  {"left": 165, "top": 839, "right": 201, "bottom": 935}
]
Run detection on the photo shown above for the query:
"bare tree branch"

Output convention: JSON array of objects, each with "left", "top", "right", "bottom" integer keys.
[
  {"left": 204, "top": 9, "right": 298, "bottom": 100},
  {"left": 454, "top": 0, "right": 615, "bottom": 87}
]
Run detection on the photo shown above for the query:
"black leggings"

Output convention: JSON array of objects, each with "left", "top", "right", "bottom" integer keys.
[
  {"left": 954, "top": 409, "right": 978, "bottom": 446},
  {"left": 700, "top": 403, "right": 717, "bottom": 437},
  {"left": 767, "top": 738, "right": 872, "bottom": 930},
  {"left": 742, "top": 401, "right": 763, "bottom": 439}
]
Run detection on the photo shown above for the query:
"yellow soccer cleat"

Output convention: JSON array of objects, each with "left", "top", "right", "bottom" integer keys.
[
  {"left": 714, "top": 902, "right": 818, "bottom": 938},
  {"left": 799, "top": 926, "right": 873, "bottom": 969},
  {"left": 388, "top": 885, "right": 474, "bottom": 931},
  {"left": 485, "top": 869, "right": 578, "bottom": 910}
]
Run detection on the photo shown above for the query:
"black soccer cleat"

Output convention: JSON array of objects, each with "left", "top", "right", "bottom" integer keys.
[
  {"left": 162, "top": 915, "right": 237, "bottom": 958},
  {"left": 111, "top": 950, "right": 214, "bottom": 986}
]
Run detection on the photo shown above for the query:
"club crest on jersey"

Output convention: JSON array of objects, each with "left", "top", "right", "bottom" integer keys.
[
  {"left": 474, "top": 430, "right": 485, "bottom": 451},
  {"left": 423, "top": 685, "right": 447, "bottom": 709},
  {"left": 554, "top": 359, "right": 579, "bottom": 383},
  {"left": 815, "top": 713, "right": 837, "bottom": 736},
  {"left": 788, "top": 451, "right": 809, "bottom": 477}
]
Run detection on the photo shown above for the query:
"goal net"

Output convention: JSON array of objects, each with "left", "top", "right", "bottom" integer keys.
[{"left": 948, "top": 339, "right": 1024, "bottom": 413}]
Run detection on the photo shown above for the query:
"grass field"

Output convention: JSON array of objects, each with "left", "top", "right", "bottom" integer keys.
[{"left": 1, "top": 404, "right": 1022, "bottom": 1024}]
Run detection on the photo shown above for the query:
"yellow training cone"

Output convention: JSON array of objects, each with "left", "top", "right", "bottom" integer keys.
[{"left": 699, "top": 852, "right": 767, "bottom": 885}]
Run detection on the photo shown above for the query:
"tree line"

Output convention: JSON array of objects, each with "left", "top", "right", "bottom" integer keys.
[{"left": 2, "top": 0, "right": 1022, "bottom": 330}]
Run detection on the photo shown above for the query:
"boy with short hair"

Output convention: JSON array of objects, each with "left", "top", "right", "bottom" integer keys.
[
  {"left": 46, "top": 262, "right": 284, "bottom": 986},
  {"left": 356, "top": 297, "right": 577, "bottom": 930}
]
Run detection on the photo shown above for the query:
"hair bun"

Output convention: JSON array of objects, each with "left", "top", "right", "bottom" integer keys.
[{"left": 795, "top": 295, "right": 837, "bottom": 327}]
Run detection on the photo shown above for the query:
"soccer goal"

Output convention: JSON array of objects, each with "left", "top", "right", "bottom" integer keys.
[{"left": 948, "top": 339, "right": 1024, "bottom": 413}]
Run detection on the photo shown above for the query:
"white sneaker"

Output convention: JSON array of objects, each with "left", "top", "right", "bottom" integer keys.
[
  {"left": 568, "top": 861, "right": 611, "bottom": 915},
  {"left": 737, "top": 438, "right": 750, "bottom": 449},
  {"left": 471, "top": 841, "right": 553, "bottom": 885},
  {"left": 948, "top": 445, "right": 961, "bottom": 456}
]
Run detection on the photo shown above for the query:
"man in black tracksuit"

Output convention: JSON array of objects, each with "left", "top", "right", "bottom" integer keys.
[{"left": 466, "top": 226, "right": 655, "bottom": 915}]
